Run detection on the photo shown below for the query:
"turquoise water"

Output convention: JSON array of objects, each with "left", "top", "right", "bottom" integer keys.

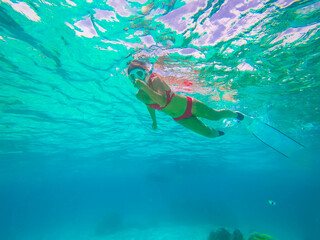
[{"left": 0, "top": 0, "right": 320, "bottom": 239}]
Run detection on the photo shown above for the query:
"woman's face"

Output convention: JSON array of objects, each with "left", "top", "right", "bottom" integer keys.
[{"left": 128, "top": 68, "right": 147, "bottom": 83}]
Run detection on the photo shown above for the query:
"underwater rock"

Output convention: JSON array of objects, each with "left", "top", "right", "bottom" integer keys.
[
  {"left": 232, "top": 229, "right": 244, "bottom": 240},
  {"left": 208, "top": 227, "right": 232, "bottom": 240},
  {"left": 247, "top": 232, "right": 275, "bottom": 240}
]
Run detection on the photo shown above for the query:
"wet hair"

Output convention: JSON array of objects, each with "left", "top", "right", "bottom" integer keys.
[{"left": 127, "top": 60, "right": 148, "bottom": 74}]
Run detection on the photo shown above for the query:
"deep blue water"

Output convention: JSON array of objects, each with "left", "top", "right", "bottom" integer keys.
[{"left": 1, "top": 153, "right": 320, "bottom": 240}]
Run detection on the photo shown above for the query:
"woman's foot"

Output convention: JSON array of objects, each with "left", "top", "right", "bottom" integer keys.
[
  {"left": 235, "top": 112, "right": 245, "bottom": 121},
  {"left": 218, "top": 130, "right": 225, "bottom": 136},
  {"left": 209, "top": 129, "right": 225, "bottom": 138}
]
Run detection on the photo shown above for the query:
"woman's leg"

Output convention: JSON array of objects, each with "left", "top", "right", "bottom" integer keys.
[
  {"left": 176, "top": 116, "right": 221, "bottom": 138},
  {"left": 191, "top": 99, "right": 237, "bottom": 121}
]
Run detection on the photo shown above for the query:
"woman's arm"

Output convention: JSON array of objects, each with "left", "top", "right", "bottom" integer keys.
[{"left": 136, "top": 91, "right": 157, "bottom": 130}]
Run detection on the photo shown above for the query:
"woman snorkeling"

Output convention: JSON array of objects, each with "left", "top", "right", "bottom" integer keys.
[{"left": 127, "top": 60, "right": 244, "bottom": 138}]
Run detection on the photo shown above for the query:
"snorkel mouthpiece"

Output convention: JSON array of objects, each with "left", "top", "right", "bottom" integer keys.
[{"left": 129, "top": 68, "right": 146, "bottom": 83}]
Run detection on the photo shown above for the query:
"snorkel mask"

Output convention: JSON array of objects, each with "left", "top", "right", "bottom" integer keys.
[{"left": 128, "top": 68, "right": 147, "bottom": 83}]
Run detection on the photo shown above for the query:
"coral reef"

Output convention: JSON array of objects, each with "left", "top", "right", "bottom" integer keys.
[
  {"left": 208, "top": 228, "right": 274, "bottom": 240},
  {"left": 208, "top": 228, "right": 231, "bottom": 240},
  {"left": 247, "top": 233, "right": 275, "bottom": 240},
  {"left": 208, "top": 228, "right": 244, "bottom": 240},
  {"left": 232, "top": 229, "right": 245, "bottom": 240}
]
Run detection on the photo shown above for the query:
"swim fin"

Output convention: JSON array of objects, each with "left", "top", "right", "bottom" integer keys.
[{"left": 244, "top": 116, "right": 305, "bottom": 158}]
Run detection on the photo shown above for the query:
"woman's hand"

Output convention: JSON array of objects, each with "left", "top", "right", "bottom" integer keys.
[
  {"left": 133, "top": 79, "right": 147, "bottom": 89},
  {"left": 152, "top": 121, "right": 157, "bottom": 130}
]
